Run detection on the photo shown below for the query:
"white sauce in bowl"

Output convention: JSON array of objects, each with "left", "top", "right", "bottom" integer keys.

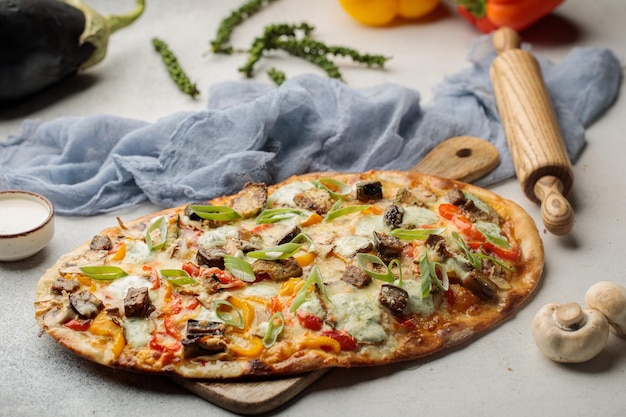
[{"left": 0, "top": 194, "right": 51, "bottom": 235}]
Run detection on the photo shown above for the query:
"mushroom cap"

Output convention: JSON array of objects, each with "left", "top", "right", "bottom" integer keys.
[
  {"left": 585, "top": 281, "right": 626, "bottom": 337},
  {"left": 532, "top": 302, "right": 609, "bottom": 363}
]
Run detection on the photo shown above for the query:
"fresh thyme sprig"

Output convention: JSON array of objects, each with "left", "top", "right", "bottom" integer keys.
[
  {"left": 211, "top": 0, "right": 280, "bottom": 54},
  {"left": 152, "top": 37, "right": 200, "bottom": 98}
]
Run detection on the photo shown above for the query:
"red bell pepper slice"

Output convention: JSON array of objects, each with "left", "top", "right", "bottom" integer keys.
[
  {"left": 438, "top": 203, "right": 485, "bottom": 243},
  {"left": 297, "top": 311, "right": 323, "bottom": 331},
  {"left": 321, "top": 330, "right": 358, "bottom": 351}
]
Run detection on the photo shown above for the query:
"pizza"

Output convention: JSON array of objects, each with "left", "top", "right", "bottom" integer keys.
[{"left": 34, "top": 170, "right": 544, "bottom": 379}]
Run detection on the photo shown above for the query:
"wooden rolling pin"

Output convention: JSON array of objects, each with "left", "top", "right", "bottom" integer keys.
[{"left": 490, "top": 27, "right": 574, "bottom": 235}]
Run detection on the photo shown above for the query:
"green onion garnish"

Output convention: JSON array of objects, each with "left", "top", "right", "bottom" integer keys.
[
  {"left": 262, "top": 312, "right": 285, "bottom": 348},
  {"left": 356, "top": 253, "right": 396, "bottom": 283},
  {"left": 391, "top": 227, "right": 446, "bottom": 241},
  {"left": 256, "top": 208, "right": 303, "bottom": 224},
  {"left": 451, "top": 232, "right": 515, "bottom": 272},
  {"left": 223, "top": 255, "right": 256, "bottom": 282},
  {"left": 146, "top": 216, "right": 168, "bottom": 251},
  {"left": 290, "top": 266, "right": 329, "bottom": 312},
  {"left": 324, "top": 201, "right": 370, "bottom": 222},
  {"left": 79, "top": 266, "right": 128, "bottom": 280},
  {"left": 159, "top": 269, "right": 198, "bottom": 285},
  {"left": 214, "top": 299, "right": 244, "bottom": 329},
  {"left": 312, "top": 178, "right": 352, "bottom": 198},
  {"left": 247, "top": 242, "right": 302, "bottom": 260},
  {"left": 189, "top": 205, "right": 242, "bottom": 221},
  {"left": 419, "top": 251, "right": 449, "bottom": 298}
]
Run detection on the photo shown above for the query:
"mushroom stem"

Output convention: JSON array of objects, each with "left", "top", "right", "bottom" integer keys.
[{"left": 555, "top": 302, "right": 586, "bottom": 330}]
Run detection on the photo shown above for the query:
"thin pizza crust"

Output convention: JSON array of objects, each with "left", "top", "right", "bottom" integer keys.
[{"left": 35, "top": 170, "right": 544, "bottom": 379}]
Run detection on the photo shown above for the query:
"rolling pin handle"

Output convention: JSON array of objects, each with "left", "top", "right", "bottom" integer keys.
[
  {"left": 493, "top": 27, "right": 521, "bottom": 55},
  {"left": 533, "top": 176, "right": 574, "bottom": 236}
]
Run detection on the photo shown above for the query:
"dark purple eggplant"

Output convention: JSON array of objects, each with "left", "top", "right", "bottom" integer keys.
[{"left": 0, "top": 0, "right": 145, "bottom": 106}]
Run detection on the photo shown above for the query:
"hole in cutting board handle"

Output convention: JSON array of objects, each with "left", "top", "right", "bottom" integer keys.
[{"left": 456, "top": 148, "right": 472, "bottom": 158}]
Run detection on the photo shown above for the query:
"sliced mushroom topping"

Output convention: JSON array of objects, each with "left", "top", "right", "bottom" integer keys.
[
  {"left": 69, "top": 290, "right": 104, "bottom": 319},
  {"left": 378, "top": 284, "right": 409, "bottom": 316},
  {"left": 231, "top": 182, "right": 268, "bottom": 219},
  {"left": 238, "top": 229, "right": 263, "bottom": 252},
  {"left": 42, "top": 304, "right": 78, "bottom": 328},
  {"left": 51, "top": 277, "right": 80, "bottom": 294},
  {"left": 182, "top": 320, "right": 227, "bottom": 356},
  {"left": 425, "top": 234, "right": 453, "bottom": 260},
  {"left": 124, "top": 287, "right": 155, "bottom": 318},
  {"left": 383, "top": 204, "right": 404, "bottom": 230},
  {"left": 373, "top": 231, "right": 403, "bottom": 259},
  {"left": 356, "top": 181, "right": 383, "bottom": 202},
  {"left": 89, "top": 235, "right": 113, "bottom": 251},
  {"left": 394, "top": 188, "right": 423, "bottom": 206},
  {"left": 463, "top": 270, "right": 498, "bottom": 300},
  {"left": 252, "top": 257, "right": 303, "bottom": 281},
  {"left": 196, "top": 247, "right": 227, "bottom": 269},
  {"left": 275, "top": 226, "right": 302, "bottom": 246},
  {"left": 341, "top": 264, "right": 372, "bottom": 288},
  {"left": 293, "top": 187, "right": 333, "bottom": 215}
]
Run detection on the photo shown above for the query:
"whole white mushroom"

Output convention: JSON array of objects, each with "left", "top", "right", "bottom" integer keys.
[
  {"left": 532, "top": 302, "right": 609, "bottom": 363},
  {"left": 585, "top": 281, "right": 626, "bottom": 337}
]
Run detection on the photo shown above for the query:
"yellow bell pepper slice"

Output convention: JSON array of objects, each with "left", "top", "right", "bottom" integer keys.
[
  {"left": 89, "top": 311, "right": 126, "bottom": 359},
  {"left": 229, "top": 335, "right": 264, "bottom": 358},
  {"left": 338, "top": 0, "right": 440, "bottom": 26}
]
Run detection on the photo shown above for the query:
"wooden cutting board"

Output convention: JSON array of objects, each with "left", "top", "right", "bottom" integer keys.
[{"left": 174, "top": 136, "right": 499, "bottom": 415}]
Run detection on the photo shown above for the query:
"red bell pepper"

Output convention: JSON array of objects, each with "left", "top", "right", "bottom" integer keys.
[{"left": 454, "top": 0, "right": 565, "bottom": 33}]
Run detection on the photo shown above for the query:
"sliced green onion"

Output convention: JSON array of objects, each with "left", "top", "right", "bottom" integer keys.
[
  {"left": 388, "top": 258, "right": 403, "bottom": 287},
  {"left": 146, "top": 216, "right": 168, "bottom": 251},
  {"left": 159, "top": 269, "right": 198, "bottom": 285},
  {"left": 79, "top": 265, "right": 128, "bottom": 281},
  {"left": 214, "top": 299, "right": 244, "bottom": 329},
  {"left": 189, "top": 205, "right": 242, "bottom": 221},
  {"left": 290, "top": 266, "right": 329, "bottom": 312},
  {"left": 256, "top": 208, "right": 303, "bottom": 224},
  {"left": 474, "top": 224, "right": 511, "bottom": 250},
  {"left": 324, "top": 202, "right": 370, "bottom": 222},
  {"left": 262, "top": 312, "right": 285, "bottom": 348},
  {"left": 391, "top": 227, "right": 446, "bottom": 241},
  {"left": 247, "top": 242, "right": 302, "bottom": 260},
  {"left": 223, "top": 255, "right": 256, "bottom": 282},
  {"left": 356, "top": 253, "right": 395, "bottom": 283},
  {"left": 419, "top": 252, "right": 448, "bottom": 298},
  {"left": 312, "top": 178, "right": 352, "bottom": 198},
  {"left": 290, "top": 232, "right": 316, "bottom": 252},
  {"left": 451, "top": 232, "right": 515, "bottom": 272}
]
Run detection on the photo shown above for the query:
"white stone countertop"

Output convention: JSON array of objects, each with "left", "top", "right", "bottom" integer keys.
[{"left": 1, "top": 0, "right": 625, "bottom": 416}]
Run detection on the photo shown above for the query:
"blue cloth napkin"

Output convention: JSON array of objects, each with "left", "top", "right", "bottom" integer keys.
[{"left": 0, "top": 36, "right": 621, "bottom": 216}]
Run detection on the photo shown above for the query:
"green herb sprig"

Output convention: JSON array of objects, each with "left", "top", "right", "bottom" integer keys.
[
  {"left": 210, "top": 0, "right": 280, "bottom": 54},
  {"left": 152, "top": 37, "right": 200, "bottom": 98},
  {"left": 238, "top": 23, "right": 389, "bottom": 83}
]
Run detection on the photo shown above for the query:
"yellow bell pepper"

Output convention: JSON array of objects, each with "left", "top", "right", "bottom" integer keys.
[
  {"left": 89, "top": 311, "right": 126, "bottom": 359},
  {"left": 339, "top": 0, "right": 440, "bottom": 26}
]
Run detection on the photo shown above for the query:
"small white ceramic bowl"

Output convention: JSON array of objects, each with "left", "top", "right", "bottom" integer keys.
[{"left": 0, "top": 190, "right": 55, "bottom": 261}]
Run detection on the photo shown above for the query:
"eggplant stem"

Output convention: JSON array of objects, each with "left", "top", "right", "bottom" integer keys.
[{"left": 107, "top": 0, "right": 146, "bottom": 34}]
